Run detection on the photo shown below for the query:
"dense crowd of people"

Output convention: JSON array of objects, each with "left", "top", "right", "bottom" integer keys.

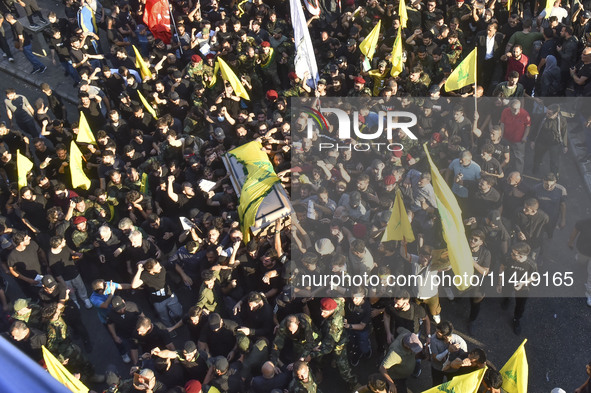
[{"left": 0, "top": 0, "right": 588, "bottom": 392}]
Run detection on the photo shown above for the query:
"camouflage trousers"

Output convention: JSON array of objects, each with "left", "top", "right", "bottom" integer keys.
[{"left": 314, "top": 345, "right": 358, "bottom": 388}]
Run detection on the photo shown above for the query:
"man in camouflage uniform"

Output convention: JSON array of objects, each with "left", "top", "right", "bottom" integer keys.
[
  {"left": 289, "top": 360, "right": 320, "bottom": 393},
  {"left": 41, "top": 303, "right": 95, "bottom": 382},
  {"left": 309, "top": 298, "right": 359, "bottom": 390},
  {"left": 69, "top": 216, "right": 97, "bottom": 254},
  {"left": 183, "top": 54, "right": 206, "bottom": 84},
  {"left": 258, "top": 41, "right": 281, "bottom": 90},
  {"left": 271, "top": 313, "right": 319, "bottom": 367},
  {"left": 12, "top": 297, "right": 43, "bottom": 329}
]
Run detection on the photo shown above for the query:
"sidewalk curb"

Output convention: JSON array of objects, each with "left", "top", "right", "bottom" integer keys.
[{"left": 0, "top": 59, "right": 78, "bottom": 106}]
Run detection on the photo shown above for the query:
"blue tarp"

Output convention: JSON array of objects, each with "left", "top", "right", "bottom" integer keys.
[{"left": 0, "top": 336, "right": 72, "bottom": 393}]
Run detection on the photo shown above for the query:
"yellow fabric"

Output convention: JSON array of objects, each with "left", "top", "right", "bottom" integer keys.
[
  {"left": 208, "top": 61, "right": 220, "bottom": 88},
  {"left": 218, "top": 57, "right": 250, "bottom": 100},
  {"left": 359, "top": 20, "right": 381, "bottom": 61},
  {"left": 76, "top": 112, "right": 97, "bottom": 145},
  {"left": 238, "top": 167, "right": 279, "bottom": 244},
  {"left": 17, "top": 149, "right": 33, "bottom": 190},
  {"left": 423, "top": 144, "right": 474, "bottom": 290},
  {"left": 444, "top": 48, "right": 477, "bottom": 92},
  {"left": 70, "top": 141, "right": 91, "bottom": 190},
  {"left": 382, "top": 188, "right": 415, "bottom": 242},
  {"left": 399, "top": 0, "right": 408, "bottom": 28},
  {"left": 229, "top": 141, "right": 275, "bottom": 175},
  {"left": 138, "top": 91, "right": 158, "bottom": 119},
  {"left": 140, "top": 172, "right": 149, "bottom": 194},
  {"left": 391, "top": 26, "right": 403, "bottom": 77},
  {"left": 133, "top": 45, "right": 153, "bottom": 80},
  {"left": 544, "top": 0, "right": 554, "bottom": 18},
  {"left": 422, "top": 367, "right": 486, "bottom": 393},
  {"left": 500, "top": 339, "right": 528, "bottom": 393},
  {"left": 42, "top": 346, "right": 89, "bottom": 393}
]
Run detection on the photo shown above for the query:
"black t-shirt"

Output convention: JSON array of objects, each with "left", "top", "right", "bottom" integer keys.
[
  {"left": 132, "top": 324, "right": 172, "bottom": 351},
  {"left": 179, "top": 353, "right": 208, "bottom": 381},
  {"left": 7, "top": 241, "right": 42, "bottom": 279},
  {"left": 385, "top": 302, "right": 426, "bottom": 334},
  {"left": 181, "top": 313, "right": 207, "bottom": 341},
  {"left": 140, "top": 269, "right": 173, "bottom": 303},
  {"left": 11, "top": 21, "right": 31, "bottom": 46},
  {"left": 199, "top": 319, "right": 238, "bottom": 357},
  {"left": 575, "top": 218, "right": 591, "bottom": 257},
  {"left": 48, "top": 246, "right": 79, "bottom": 281},
  {"left": 106, "top": 301, "right": 142, "bottom": 338},
  {"left": 38, "top": 281, "right": 75, "bottom": 309},
  {"left": 345, "top": 299, "right": 371, "bottom": 326},
  {"left": 49, "top": 36, "right": 70, "bottom": 61},
  {"left": 503, "top": 257, "right": 537, "bottom": 292}
]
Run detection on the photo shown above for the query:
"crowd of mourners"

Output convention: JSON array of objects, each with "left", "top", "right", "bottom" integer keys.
[{"left": 0, "top": 0, "right": 590, "bottom": 391}]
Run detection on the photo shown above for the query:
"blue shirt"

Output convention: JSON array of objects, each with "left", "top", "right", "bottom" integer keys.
[{"left": 448, "top": 159, "right": 481, "bottom": 198}]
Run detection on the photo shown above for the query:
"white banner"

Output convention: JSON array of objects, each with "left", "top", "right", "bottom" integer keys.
[{"left": 290, "top": 0, "right": 320, "bottom": 86}]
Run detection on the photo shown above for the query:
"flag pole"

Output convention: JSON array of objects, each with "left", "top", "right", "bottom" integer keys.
[
  {"left": 167, "top": 0, "right": 184, "bottom": 55},
  {"left": 472, "top": 47, "right": 478, "bottom": 148}
]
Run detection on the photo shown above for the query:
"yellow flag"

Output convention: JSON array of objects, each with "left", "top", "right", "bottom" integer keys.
[
  {"left": 133, "top": 45, "right": 153, "bottom": 80},
  {"left": 444, "top": 48, "right": 477, "bottom": 92},
  {"left": 16, "top": 149, "right": 33, "bottom": 190},
  {"left": 229, "top": 140, "right": 275, "bottom": 175},
  {"left": 422, "top": 367, "right": 486, "bottom": 393},
  {"left": 76, "top": 112, "right": 97, "bottom": 145},
  {"left": 507, "top": 0, "right": 512, "bottom": 10},
  {"left": 391, "top": 26, "right": 404, "bottom": 77},
  {"left": 423, "top": 144, "right": 473, "bottom": 290},
  {"left": 138, "top": 91, "right": 158, "bottom": 120},
  {"left": 70, "top": 141, "right": 91, "bottom": 190},
  {"left": 238, "top": 167, "right": 279, "bottom": 244},
  {"left": 500, "top": 339, "right": 528, "bottom": 393},
  {"left": 382, "top": 188, "right": 415, "bottom": 242},
  {"left": 208, "top": 61, "right": 220, "bottom": 88},
  {"left": 42, "top": 346, "right": 89, "bottom": 393},
  {"left": 218, "top": 57, "right": 250, "bottom": 100},
  {"left": 359, "top": 20, "right": 382, "bottom": 61},
  {"left": 399, "top": 0, "right": 408, "bottom": 28},
  {"left": 140, "top": 172, "right": 149, "bottom": 194},
  {"left": 544, "top": 0, "right": 554, "bottom": 18}
]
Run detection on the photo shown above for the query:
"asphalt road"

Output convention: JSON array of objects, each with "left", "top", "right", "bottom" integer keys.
[{"left": 0, "top": 36, "right": 590, "bottom": 393}]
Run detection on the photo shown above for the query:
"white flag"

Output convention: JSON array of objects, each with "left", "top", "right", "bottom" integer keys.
[{"left": 290, "top": 0, "right": 320, "bottom": 86}]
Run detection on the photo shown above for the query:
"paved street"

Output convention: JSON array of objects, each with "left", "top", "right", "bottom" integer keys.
[{"left": 0, "top": 4, "right": 589, "bottom": 392}]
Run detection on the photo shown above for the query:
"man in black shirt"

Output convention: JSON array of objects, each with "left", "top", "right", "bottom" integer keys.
[
  {"left": 5, "top": 13, "right": 46, "bottom": 74},
  {"left": 7, "top": 231, "right": 46, "bottom": 299},
  {"left": 9, "top": 320, "right": 47, "bottom": 362},
  {"left": 133, "top": 316, "right": 175, "bottom": 362},
  {"left": 131, "top": 259, "right": 182, "bottom": 327},
  {"left": 383, "top": 289, "right": 429, "bottom": 344},
  {"left": 48, "top": 29, "right": 80, "bottom": 84},
  {"left": 198, "top": 312, "right": 238, "bottom": 358},
  {"left": 106, "top": 296, "right": 143, "bottom": 364}
]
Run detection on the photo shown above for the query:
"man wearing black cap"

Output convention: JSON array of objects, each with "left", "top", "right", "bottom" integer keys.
[
  {"left": 203, "top": 355, "right": 244, "bottom": 393},
  {"left": 198, "top": 312, "right": 238, "bottom": 358},
  {"left": 39, "top": 274, "right": 92, "bottom": 352},
  {"left": 106, "top": 296, "right": 142, "bottom": 364}
]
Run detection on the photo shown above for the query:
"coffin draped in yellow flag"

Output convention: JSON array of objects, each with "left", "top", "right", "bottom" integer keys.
[
  {"left": 218, "top": 57, "right": 250, "bottom": 100},
  {"left": 422, "top": 367, "right": 486, "bottom": 393},
  {"left": 399, "top": 0, "right": 408, "bottom": 28},
  {"left": 76, "top": 112, "right": 97, "bottom": 145},
  {"left": 391, "top": 26, "right": 403, "bottom": 77},
  {"left": 133, "top": 45, "right": 153, "bottom": 80},
  {"left": 70, "top": 141, "right": 91, "bottom": 190},
  {"left": 230, "top": 141, "right": 278, "bottom": 244},
  {"left": 424, "top": 144, "right": 474, "bottom": 290},
  {"left": 359, "top": 20, "right": 381, "bottom": 61},
  {"left": 42, "top": 346, "right": 89, "bottom": 393},
  {"left": 444, "top": 48, "right": 477, "bottom": 92},
  {"left": 382, "top": 188, "right": 415, "bottom": 242},
  {"left": 500, "top": 339, "right": 528, "bottom": 393},
  {"left": 17, "top": 149, "right": 33, "bottom": 190}
]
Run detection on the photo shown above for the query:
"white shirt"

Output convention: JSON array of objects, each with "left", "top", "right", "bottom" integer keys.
[{"left": 485, "top": 35, "right": 495, "bottom": 60}]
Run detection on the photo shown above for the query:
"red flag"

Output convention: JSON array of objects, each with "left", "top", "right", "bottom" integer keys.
[{"left": 143, "top": 0, "right": 172, "bottom": 44}]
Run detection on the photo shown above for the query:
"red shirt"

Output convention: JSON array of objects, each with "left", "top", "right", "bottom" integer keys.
[
  {"left": 500, "top": 107, "right": 531, "bottom": 143},
  {"left": 505, "top": 54, "right": 529, "bottom": 80}
]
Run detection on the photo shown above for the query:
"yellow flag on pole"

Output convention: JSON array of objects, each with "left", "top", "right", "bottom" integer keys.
[
  {"left": 500, "top": 339, "right": 528, "bottom": 393},
  {"left": 133, "top": 45, "right": 153, "bottom": 80},
  {"left": 444, "top": 48, "right": 477, "bottom": 92},
  {"left": 399, "top": 0, "right": 408, "bottom": 28},
  {"left": 76, "top": 112, "right": 97, "bottom": 145},
  {"left": 70, "top": 141, "right": 91, "bottom": 190},
  {"left": 17, "top": 149, "right": 33, "bottom": 190},
  {"left": 391, "top": 26, "right": 404, "bottom": 77},
  {"left": 544, "top": 0, "right": 554, "bottom": 18},
  {"left": 138, "top": 91, "right": 158, "bottom": 119},
  {"left": 42, "top": 346, "right": 89, "bottom": 393},
  {"left": 507, "top": 0, "right": 512, "bottom": 10},
  {"left": 218, "top": 57, "right": 250, "bottom": 100},
  {"left": 140, "top": 172, "right": 149, "bottom": 194},
  {"left": 382, "top": 188, "right": 415, "bottom": 242},
  {"left": 359, "top": 20, "right": 382, "bottom": 61},
  {"left": 422, "top": 367, "right": 486, "bottom": 393},
  {"left": 423, "top": 144, "right": 474, "bottom": 290}
]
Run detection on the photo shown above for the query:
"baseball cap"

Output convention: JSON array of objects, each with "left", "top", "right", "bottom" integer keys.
[
  {"left": 184, "top": 340, "right": 197, "bottom": 353},
  {"left": 347, "top": 38, "right": 357, "bottom": 46},
  {"left": 320, "top": 298, "right": 338, "bottom": 311},
  {"left": 488, "top": 210, "right": 501, "bottom": 223},
  {"left": 42, "top": 275, "right": 58, "bottom": 288},
  {"left": 211, "top": 356, "right": 229, "bottom": 373},
  {"left": 209, "top": 313, "right": 222, "bottom": 330},
  {"left": 13, "top": 298, "right": 30, "bottom": 312},
  {"left": 527, "top": 64, "right": 539, "bottom": 75},
  {"left": 403, "top": 333, "right": 424, "bottom": 353},
  {"left": 111, "top": 296, "right": 125, "bottom": 311},
  {"left": 169, "top": 91, "right": 180, "bottom": 101},
  {"left": 72, "top": 216, "right": 87, "bottom": 225},
  {"left": 318, "top": 78, "right": 327, "bottom": 85},
  {"left": 213, "top": 128, "right": 225, "bottom": 140},
  {"left": 329, "top": 64, "right": 339, "bottom": 72}
]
